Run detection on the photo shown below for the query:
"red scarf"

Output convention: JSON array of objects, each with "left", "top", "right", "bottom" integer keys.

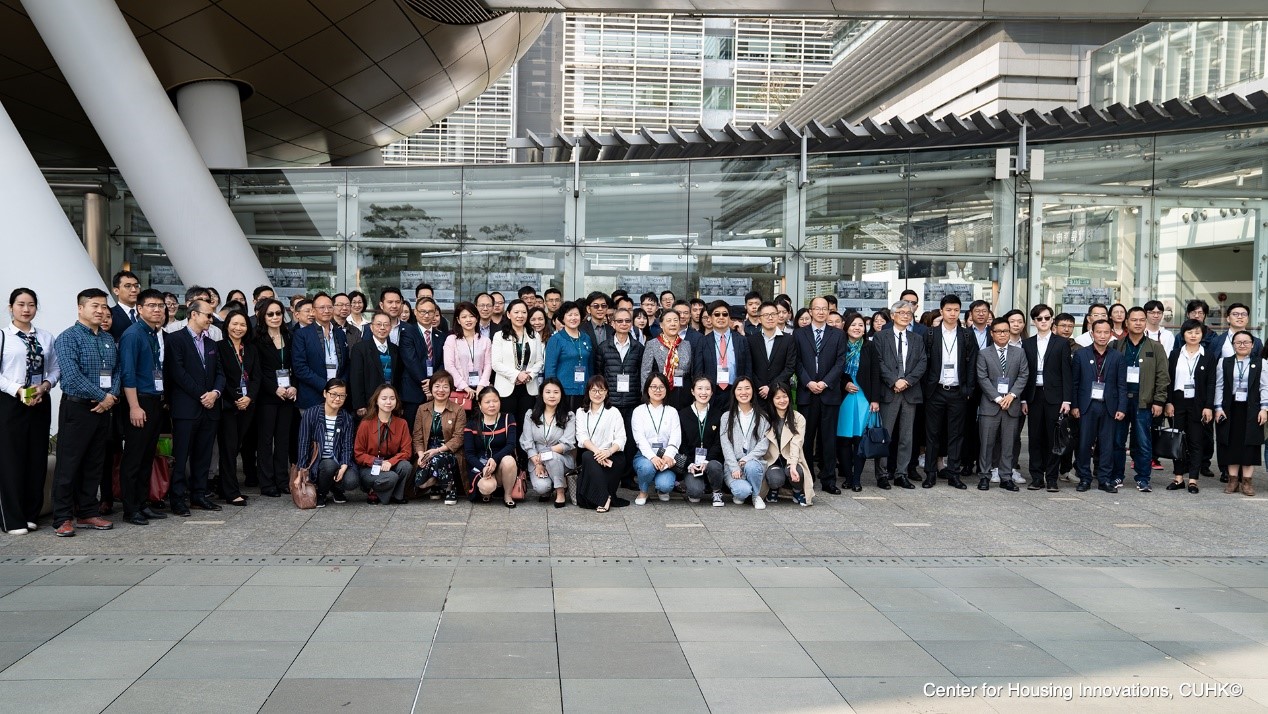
[{"left": 659, "top": 333, "right": 681, "bottom": 390}]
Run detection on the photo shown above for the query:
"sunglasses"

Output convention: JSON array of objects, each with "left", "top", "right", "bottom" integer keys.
[{"left": 264, "top": 311, "right": 283, "bottom": 317}]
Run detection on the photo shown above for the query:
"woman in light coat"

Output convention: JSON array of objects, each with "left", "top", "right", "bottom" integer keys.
[
  {"left": 492, "top": 299, "right": 544, "bottom": 425},
  {"left": 764, "top": 382, "right": 814, "bottom": 506}
]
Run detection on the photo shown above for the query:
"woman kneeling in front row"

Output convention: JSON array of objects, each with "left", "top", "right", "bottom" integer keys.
[
  {"left": 351, "top": 384, "right": 415, "bottom": 504},
  {"left": 464, "top": 387, "right": 519, "bottom": 507},
  {"left": 719, "top": 377, "right": 772, "bottom": 508},
  {"left": 765, "top": 382, "right": 813, "bottom": 506},
  {"left": 631, "top": 372, "right": 681, "bottom": 504},
  {"left": 520, "top": 378, "right": 576, "bottom": 508}
]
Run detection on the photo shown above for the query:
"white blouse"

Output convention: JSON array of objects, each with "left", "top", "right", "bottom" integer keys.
[
  {"left": 574, "top": 406, "right": 627, "bottom": 451},
  {"left": 0, "top": 325, "right": 60, "bottom": 398},
  {"left": 630, "top": 403, "right": 682, "bottom": 460}
]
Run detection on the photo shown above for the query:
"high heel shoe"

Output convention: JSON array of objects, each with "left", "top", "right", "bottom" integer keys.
[
  {"left": 504, "top": 499, "right": 516, "bottom": 508},
  {"left": 596, "top": 497, "right": 611, "bottom": 513}
]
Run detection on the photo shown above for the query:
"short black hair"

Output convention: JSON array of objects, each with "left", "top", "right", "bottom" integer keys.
[
  {"left": 78, "top": 288, "right": 109, "bottom": 304},
  {"left": 689, "top": 298, "right": 705, "bottom": 308},
  {"left": 1143, "top": 299, "right": 1164, "bottom": 313},
  {"left": 517, "top": 285, "right": 536, "bottom": 298},
  {"left": 990, "top": 317, "right": 1011, "bottom": 331},
  {"left": 1029, "top": 303, "right": 1053, "bottom": 320},
  {"left": 939, "top": 294, "right": 961, "bottom": 308},
  {"left": 1127, "top": 306, "right": 1147, "bottom": 319},
  {"left": 586, "top": 291, "right": 610, "bottom": 307},
  {"left": 659, "top": 290, "right": 675, "bottom": 300},
  {"left": 414, "top": 282, "right": 433, "bottom": 294},
  {"left": 379, "top": 287, "right": 403, "bottom": 303},
  {"left": 1054, "top": 312, "right": 1075, "bottom": 325},
  {"left": 639, "top": 292, "right": 657, "bottom": 303},
  {"left": 184, "top": 285, "right": 209, "bottom": 304},
  {"left": 744, "top": 290, "right": 762, "bottom": 303},
  {"left": 112, "top": 270, "right": 139, "bottom": 288},
  {"left": 332, "top": 292, "right": 348, "bottom": 302},
  {"left": 1227, "top": 302, "right": 1250, "bottom": 316},
  {"left": 1185, "top": 299, "right": 1210, "bottom": 317},
  {"left": 252, "top": 285, "right": 274, "bottom": 299},
  {"left": 707, "top": 300, "right": 731, "bottom": 316},
  {"left": 136, "top": 288, "right": 164, "bottom": 306},
  {"left": 543, "top": 287, "right": 561, "bottom": 298},
  {"left": 900, "top": 288, "right": 918, "bottom": 300},
  {"left": 968, "top": 300, "right": 991, "bottom": 313}
]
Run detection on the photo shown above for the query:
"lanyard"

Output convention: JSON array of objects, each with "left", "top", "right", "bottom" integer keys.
[
  {"left": 1094, "top": 351, "right": 1107, "bottom": 381},
  {"left": 942, "top": 329, "right": 957, "bottom": 361},
  {"left": 586, "top": 408, "right": 603, "bottom": 438},
  {"left": 514, "top": 337, "right": 527, "bottom": 370},
  {"left": 465, "top": 336, "right": 477, "bottom": 368},
  {"left": 648, "top": 404, "right": 665, "bottom": 437},
  {"left": 232, "top": 340, "right": 247, "bottom": 379},
  {"left": 692, "top": 404, "right": 708, "bottom": 443},
  {"left": 542, "top": 414, "right": 554, "bottom": 444},
  {"left": 738, "top": 410, "right": 754, "bottom": 444},
  {"left": 481, "top": 416, "right": 499, "bottom": 456},
  {"left": 1236, "top": 359, "right": 1248, "bottom": 386},
  {"left": 1183, "top": 350, "right": 1200, "bottom": 380}
]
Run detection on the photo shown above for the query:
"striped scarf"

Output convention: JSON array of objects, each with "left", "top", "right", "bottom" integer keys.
[{"left": 659, "top": 333, "right": 681, "bottom": 390}]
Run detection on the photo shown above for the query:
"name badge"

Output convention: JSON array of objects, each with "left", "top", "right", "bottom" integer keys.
[
  {"left": 573, "top": 366, "right": 586, "bottom": 384},
  {"left": 616, "top": 374, "right": 631, "bottom": 393},
  {"left": 468, "top": 370, "right": 480, "bottom": 384},
  {"left": 1091, "top": 381, "right": 1106, "bottom": 401},
  {"left": 153, "top": 369, "right": 164, "bottom": 392},
  {"left": 540, "top": 451, "right": 554, "bottom": 462},
  {"left": 28, "top": 371, "right": 44, "bottom": 388},
  {"left": 674, "top": 375, "right": 683, "bottom": 387},
  {"left": 371, "top": 457, "right": 382, "bottom": 476},
  {"left": 99, "top": 369, "right": 112, "bottom": 390},
  {"left": 425, "top": 362, "right": 433, "bottom": 377},
  {"left": 276, "top": 369, "right": 291, "bottom": 388},
  {"left": 239, "top": 376, "right": 248, "bottom": 395},
  {"left": 326, "top": 362, "right": 338, "bottom": 379},
  {"left": 535, "top": 373, "right": 543, "bottom": 386},
  {"left": 1235, "top": 386, "right": 1249, "bottom": 402},
  {"left": 941, "top": 363, "right": 957, "bottom": 382},
  {"left": 996, "top": 380, "right": 1009, "bottom": 396},
  {"left": 694, "top": 447, "right": 707, "bottom": 465},
  {"left": 1126, "top": 366, "right": 1140, "bottom": 384},
  {"left": 1035, "top": 371, "right": 1045, "bottom": 386},
  {"left": 1183, "top": 386, "right": 1196, "bottom": 399},
  {"left": 652, "top": 440, "right": 665, "bottom": 450}
]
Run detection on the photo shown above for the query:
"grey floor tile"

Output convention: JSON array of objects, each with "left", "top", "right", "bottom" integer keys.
[
  {"left": 562, "top": 678, "right": 709, "bottom": 714},
  {"left": 100, "top": 584, "right": 238, "bottom": 611},
  {"left": 559, "top": 640, "right": 689, "bottom": 679},
  {"left": 57, "top": 609, "right": 208, "bottom": 641},
  {"left": 884, "top": 611, "right": 1026, "bottom": 641},
  {"left": 443, "top": 587, "right": 554, "bottom": 612},
  {"left": 552, "top": 566, "right": 651, "bottom": 588},
  {"left": 1163, "top": 588, "right": 1268, "bottom": 613},
  {"left": 415, "top": 678, "right": 561, "bottom": 713},
  {"left": 1097, "top": 566, "right": 1224, "bottom": 589},
  {"left": 948, "top": 587, "right": 1081, "bottom": 612},
  {"left": 1034, "top": 639, "right": 1202, "bottom": 676},
  {"left": 828, "top": 566, "right": 941, "bottom": 588},
  {"left": 1147, "top": 640, "right": 1268, "bottom": 678},
  {"left": 990, "top": 611, "right": 1135, "bottom": 641},
  {"left": 0, "top": 641, "right": 40, "bottom": 670},
  {"left": 0, "top": 639, "right": 174, "bottom": 680},
  {"left": 739, "top": 566, "right": 847, "bottom": 588},
  {"left": 668, "top": 612, "right": 794, "bottom": 642},
  {"left": 310, "top": 611, "right": 440, "bottom": 641},
  {"left": 554, "top": 587, "right": 662, "bottom": 613},
  {"left": 1007, "top": 566, "right": 1132, "bottom": 589},
  {"left": 105, "top": 677, "right": 278, "bottom": 714},
  {"left": 832, "top": 676, "right": 993, "bottom": 713},
  {"left": 349, "top": 566, "right": 453, "bottom": 587},
  {"left": 802, "top": 641, "right": 954, "bottom": 678},
  {"left": 425, "top": 641, "right": 558, "bottom": 679},
  {"left": 331, "top": 586, "right": 448, "bottom": 612},
  {"left": 0, "top": 678, "right": 133, "bottom": 713},
  {"left": 647, "top": 566, "right": 749, "bottom": 588},
  {"left": 262, "top": 677, "right": 419, "bottom": 713},
  {"left": 0, "top": 585, "right": 128, "bottom": 611},
  {"left": 0, "top": 565, "right": 62, "bottom": 587},
  {"left": 435, "top": 612, "right": 556, "bottom": 642},
  {"left": 681, "top": 641, "right": 822, "bottom": 678},
  {"left": 33, "top": 565, "right": 161, "bottom": 586},
  {"left": 657, "top": 587, "right": 770, "bottom": 613},
  {"left": 923, "top": 566, "right": 1037, "bottom": 588},
  {"left": 141, "top": 565, "right": 260, "bottom": 586},
  {"left": 852, "top": 587, "right": 978, "bottom": 613},
  {"left": 286, "top": 640, "right": 430, "bottom": 679},
  {"left": 245, "top": 565, "right": 357, "bottom": 587},
  {"left": 449, "top": 567, "right": 553, "bottom": 588},
  {"left": 1047, "top": 587, "right": 1179, "bottom": 613},
  {"left": 555, "top": 612, "right": 678, "bottom": 642},
  {"left": 144, "top": 640, "right": 302, "bottom": 679},
  {"left": 184, "top": 610, "right": 323, "bottom": 641},
  {"left": 697, "top": 677, "right": 851, "bottom": 713},
  {"left": 218, "top": 586, "right": 343, "bottom": 611},
  {"left": 0, "top": 610, "right": 91, "bottom": 641},
  {"left": 1185, "top": 567, "right": 1268, "bottom": 588},
  {"left": 1096, "top": 611, "right": 1253, "bottom": 642},
  {"left": 756, "top": 586, "right": 874, "bottom": 614},
  {"left": 920, "top": 640, "right": 1076, "bottom": 678},
  {"left": 778, "top": 611, "right": 912, "bottom": 642}
]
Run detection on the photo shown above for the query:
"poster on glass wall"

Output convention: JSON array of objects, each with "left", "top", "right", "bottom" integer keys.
[
  {"left": 148, "top": 266, "right": 184, "bottom": 296},
  {"left": 699, "top": 277, "right": 752, "bottom": 306},
  {"left": 924, "top": 283, "right": 975, "bottom": 305},
  {"left": 264, "top": 268, "right": 309, "bottom": 300},
  {"left": 620, "top": 276, "right": 673, "bottom": 297},
  {"left": 1061, "top": 286, "right": 1114, "bottom": 319},
  {"left": 400, "top": 271, "right": 456, "bottom": 311},
  {"left": 836, "top": 281, "right": 890, "bottom": 314},
  {"left": 487, "top": 272, "right": 540, "bottom": 294}
]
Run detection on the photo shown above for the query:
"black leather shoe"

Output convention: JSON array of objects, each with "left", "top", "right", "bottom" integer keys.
[
  {"left": 1219, "top": 473, "right": 1229, "bottom": 483},
  {"left": 823, "top": 486, "right": 842, "bottom": 495},
  {"left": 192, "top": 498, "right": 223, "bottom": 511},
  {"left": 1075, "top": 482, "right": 1091, "bottom": 492},
  {"left": 125, "top": 513, "right": 148, "bottom": 526},
  {"left": 1026, "top": 481, "right": 1044, "bottom": 490},
  {"left": 1097, "top": 482, "right": 1117, "bottom": 493},
  {"left": 850, "top": 485, "right": 863, "bottom": 493},
  {"left": 977, "top": 478, "right": 990, "bottom": 491},
  {"left": 140, "top": 507, "right": 167, "bottom": 520},
  {"left": 171, "top": 502, "right": 192, "bottom": 516},
  {"left": 260, "top": 489, "right": 280, "bottom": 497},
  {"left": 894, "top": 475, "right": 915, "bottom": 489},
  {"left": 1165, "top": 481, "right": 1185, "bottom": 490},
  {"left": 876, "top": 478, "right": 891, "bottom": 490},
  {"left": 948, "top": 476, "right": 967, "bottom": 490},
  {"left": 1000, "top": 480, "right": 1019, "bottom": 492},
  {"left": 922, "top": 474, "right": 937, "bottom": 488}
]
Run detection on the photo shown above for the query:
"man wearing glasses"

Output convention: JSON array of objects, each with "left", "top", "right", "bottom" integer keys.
[
  {"left": 292, "top": 293, "right": 349, "bottom": 412},
  {"left": 874, "top": 300, "right": 927, "bottom": 490},
  {"left": 700, "top": 301, "right": 753, "bottom": 407},
  {"left": 332, "top": 293, "right": 360, "bottom": 349},
  {"left": 398, "top": 297, "right": 448, "bottom": 431},
  {"left": 118, "top": 289, "right": 172, "bottom": 525},
  {"left": 1020, "top": 304, "right": 1072, "bottom": 492},
  {"left": 581, "top": 292, "right": 612, "bottom": 360},
  {"left": 1143, "top": 300, "right": 1174, "bottom": 356},
  {"left": 164, "top": 299, "right": 225, "bottom": 516},
  {"left": 748, "top": 301, "right": 795, "bottom": 402}
]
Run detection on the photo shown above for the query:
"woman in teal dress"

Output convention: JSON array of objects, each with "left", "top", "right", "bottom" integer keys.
[{"left": 837, "top": 312, "right": 881, "bottom": 492}]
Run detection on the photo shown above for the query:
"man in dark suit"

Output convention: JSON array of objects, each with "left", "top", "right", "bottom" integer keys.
[
  {"left": 975, "top": 318, "right": 1029, "bottom": 491},
  {"left": 398, "top": 297, "right": 448, "bottom": 431},
  {"left": 874, "top": 299, "right": 928, "bottom": 489},
  {"left": 414, "top": 284, "right": 450, "bottom": 334},
  {"left": 292, "top": 293, "right": 349, "bottom": 410},
  {"left": 1021, "top": 304, "right": 1073, "bottom": 492},
  {"left": 580, "top": 291, "right": 612, "bottom": 364},
  {"left": 1071, "top": 319, "right": 1129, "bottom": 493},
  {"left": 793, "top": 297, "right": 847, "bottom": 493},
  {"left": 922, "top": 294, "right": 975, "bottom": 489},
  {"left": 349, "top": 312, "right": 400, "bottom": 417},
  {"left": 164, "top": 300, "right": 225, "bottom": 516},
  {"left": 108, "top": 270, "right": 141, "bottom": 343},
  {"left": 748, "top": 300, "right": 795, "bottom": 402},
  {"left": 699, "top": 300, "right": 753, "bottom": 407}
]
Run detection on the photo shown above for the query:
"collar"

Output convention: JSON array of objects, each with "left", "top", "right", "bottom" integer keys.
[
  {"left": 373, "top": 337, "right": 389, "bottom": 349},
  {"left": 187, "top": 326, "right": 205, "bottom": 340},
  {"left": 763, "top": 330, "right": 779, "bottom": 339},
  {"left": 614, "top": 334, "right": 630, "bottom": 346},
  {"left": 713, "top": 329, "right": 730, "bottom": 339}
]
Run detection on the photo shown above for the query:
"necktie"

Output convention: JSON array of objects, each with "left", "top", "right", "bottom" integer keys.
[
  {"left": 423, "top": 328, "right": 433, "bottom": 361},
  {"left": 129, "top": 308, "right": 137, "bottom": 323},
  {"left": 999, "top": 347, "right": 1007, "bottom": 373},
  {"left": 814, "top": 328, "right": 823, "bottom": 353},
  {"left": 194, "top": 333, "right": 205, "bottom": 363},
  {"left": 718, "top": 333, "right": 729, "bottom": 388},
  {"left": 898, "top": 332, "right": 904, "bottom": 364}
]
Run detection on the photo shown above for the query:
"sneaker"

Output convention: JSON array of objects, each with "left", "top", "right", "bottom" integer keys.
[
  {"left": 443, "top": 490, "right": 458, "bottom": 505},
  {"left": 25, "top": 522, "right": 37, "bottom": 531},
  {"left": 1152, "top": 459, "right": 1164, "bottom": 470},
  {"left": 687, "top": 496, "right": 701, "bottom": 504},
  {"left": 1060, "top": 472, "right": 1076, "bottom": 483},
  {"left": 792, "top": 491, "right": 808, "bottom": 507},
  {"left": 658, "top": 493, "right": 670, "bottom": 502},
  {"left": 331, "top": 492, "right": 348, "bottom": 504},
  {"left": 1114, "top": 478, "right": 1123, "bottom": 488},
  {"left": 635, "top": 495, "right": 648, "bottom": 506},
  {"left": 74, "top": 517, "right": 113, "bottom": 531},
  {"left": 733, "top": 496, "right": 744, "bottom": 505},
  {"left": 1011, "top": 470, "right": 1026, "bottom": 484},
  {"left": 754, "top": 497, "right": 766, "bottom": 510},
  {"left": 1137, "top": 482, "right": 1152, "bottom": 493},
  {"left": 990, "top": 469, "right": 1000, "bottom": 484},
  {"left": 6, "top": 528, "right": 28, "bottom": 536},
  {"left": 712, "top": 492, "right": 725, "bottom": 507},
  {"left": 315, "top": 496, "right": 328, "bottom": 508},
  {"left": 55, "top": 521, "right": 75, "bottom": 537},
  {"left": 765, "top": 491, "right": 779, "bottom": 504}
]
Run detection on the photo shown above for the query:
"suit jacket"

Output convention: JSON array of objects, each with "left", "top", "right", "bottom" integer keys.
[
  {"left": 792, "top": 324, "right": 847, "bottom": 405},
  {"left": 491, "top": 331, "right": 545, "bottom": 398},
  {"left": 1111, "top": 335, "right": 1170, "bottom": 409},
  {"left": 923, "top": 325, "right": 979, "bottom": 399},
  {"left": 698, "top": 329, "right": 753, "bottom": 394},
  {"left": 215, "top": 338, "right": 261, "bottom": 409},
  {"left": 253, "top": 329, "right": 293, "bottom": 407},
  {"left": 761, "top": 411, "right": 815, "bottom": 505},
  {"left": 976, "top": 343, "right": 1029, "bottom": 416},
  {"left": 348, "top": 337, "right": 399, "bottom": 414},
  {"left": 109, "top": 303, "right": 138, "bottom": 343},
  {"left": 337, "top": 321, "right": 361, "bottom": 350},
  {"left": 1021, "top": 334, "right": 1073, "bottom": 405},
  {"left": 397, "top": 322, "right": 447, "bottom": 405},
  {"left": 872, "top": 327, "right": 928, "bottom": 404},
  {"left": 747, "top": 331, "right": 795, "bottom": 392},
  {"left": 292, "top": 322, "right": 349, "bottom": 409},
  {"left": 1071, "top": 345, "right": 1130, "bottom": 415},
  {"left": 580, "top": 320, "right": 614, "bottom": 361},
  {"left": 1165, "top": 346, "right": 1217, "bottom": 409},
  {"left": 164, "top": 328, "right": 225, "bottom": 421}
]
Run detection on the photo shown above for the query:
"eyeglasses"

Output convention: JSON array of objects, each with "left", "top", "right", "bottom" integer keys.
[
  {"left": 1035, "top": 315, "right": 1053, "bottom": 321},
  {"left": 264, "top": 311, "right": 283, "bottom": 317},
  {"left": 419, "top": 310, "right": 437, "bottom": 316},
  {"left": 141, "top": 302, "right": 165, "bottom": 310},
  {"left": 612, "top": 318, "right": 632, "bottom": 324},
  {"left": 589, "top": 387, "right": 607, "bottom": 393},
  {"left": 1234, "top": 340, "right": 1254, "bottom": 347},
  {"left": 590, "top": 303, "right": 608, "bottom": 309},
  {"left": 191, "top": 311, "right": 213, "bottom": 318},
  {"left": 327, "top": 392, "right": 347, "bottom": 399},
  {"left": 759, "top": 312, "right": 777, "bottom": 318},
  {"left": 711, "top": 312, "right": 730, "bottom": 318},
  {"left": 1230, "top": 311, "right": 1249, "bottom": 317}
]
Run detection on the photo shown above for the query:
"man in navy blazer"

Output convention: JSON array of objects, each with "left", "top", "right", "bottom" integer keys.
[
  {"left": 398, "top": 297, "right": 448, "bottom": 430},
  {"left": 699, "top": 301, "right": 753, "bottom": 406},
  {"left": 293, "top": 293, "right": 349, "bottom": 410},
  {"left": 793, "top": 297, "right": 847, "bottom": 493},
  {"left": 1071, "top": 319, "right": 1129, "bottom": 493},
  {"left": 164, "top": 300, "right": 225, "bottom": 515},
  {"left": 108, "top": 270, "right": 141, "bottom": 343}
]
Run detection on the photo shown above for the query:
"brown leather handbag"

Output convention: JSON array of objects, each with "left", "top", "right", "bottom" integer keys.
[{"left": 290, "top": 443, "right": 319, "bottom": 510}]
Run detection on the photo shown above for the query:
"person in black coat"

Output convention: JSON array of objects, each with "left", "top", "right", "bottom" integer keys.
[
  {"left": 1163, "top": 319, "right": 1217, "bottom": 492},
  {"left": 747, "top": 300, "right": 796, "bottom": 404},
  {"left": 164, "top": 300, "right": 225, "bottom": 515},
  {"left": 678, "top": 376, "right": 726, "bottom": 504},
  {"left": 349, "top": 312, "right": 400, "bottom": 418},
  {"left": 216, "top": 310, "right": 260, "bottom": 506},
  {"left": 792, "top": 297, "right": 847, "bottom": 493},
  {"left": 921, "top": 295, "right": 977, "bottom": 489},
  {"left": 698, "top": 301, "right": 754, "bottom": 408},
  {"left": 397, "top": 297, "right": 447, "bottom": 431},
  {"left": 252, "top": 299, "right": 298, "bottom": 498},
  {"left": 1020, "top": 304, "right": 1073, "bottom": 492},
  {"left": 594, "top": 308, "right": 645, "bottom": 485}
]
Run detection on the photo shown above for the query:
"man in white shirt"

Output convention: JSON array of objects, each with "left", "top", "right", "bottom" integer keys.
[
  {"left": 1075, "top": 304, "right": 1109, "bottom": 347},
  {"left": 967, "top": 300, "right": 992, "bottom": 349},
  {"left": 1143, "top": 300, "right": 1174, "bottom": 356}
]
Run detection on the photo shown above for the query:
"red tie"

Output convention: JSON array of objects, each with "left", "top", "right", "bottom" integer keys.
[
  {"left": 423, "top": 329, "right": 432, "bottom": 360},
  {"left": 718, "top": 333, "right": 729, "bottom": 389}
]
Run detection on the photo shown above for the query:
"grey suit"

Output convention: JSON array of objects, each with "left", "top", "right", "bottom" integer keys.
[
  {"left": 975, "top": 343, "right": 1029, "bottom": 475},
  {"left": 873, "top": 329, "right": 928, "bottom": 479}
]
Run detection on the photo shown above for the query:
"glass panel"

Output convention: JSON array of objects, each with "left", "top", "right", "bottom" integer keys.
[
  {"left": 461, "top": 163, "right": 571, "bottom": 245},
  {"left": 352, "top": 166, "right": 462, "bottom": 242},
  {"left": 1159, "top": 206, "right": 1259, "bottom": 331},
  {"left": 805, "top": 257, "right": 995, "bottom": 320},
  {"left": 1036, "top": 200, "right": 1142, "bottom": 323},
  {"left": 582, "top": 160, "right": 688, "bottom": 248},
  {"left": 229, "top": 169, "right": 344, "bottom": 239},
  {"left": 581, "top": 246, "right": 689, "bottom": 303}
]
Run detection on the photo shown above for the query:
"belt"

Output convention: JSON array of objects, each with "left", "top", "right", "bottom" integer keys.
[
  {"left": 138, "top": 392, "right": 164, "bottom": 401},
  {"left": 62, "top": 395, "right": 99, "bottom": 406},
  {"left": 938, "top": 384, "right": 959, "bottom": 391}
]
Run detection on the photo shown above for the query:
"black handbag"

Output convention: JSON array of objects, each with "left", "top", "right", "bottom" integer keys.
[
  {"left": 1153, "top": 423, "right": 1186, "bottom": 461},
  {"left": 1051, "top": 412, "right": 1075, "bottom": 456},
  {"left": 857, "top": 411, "right": 890, "bottom": 460}
]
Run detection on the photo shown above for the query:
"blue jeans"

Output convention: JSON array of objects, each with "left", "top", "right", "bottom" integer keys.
[
  {"left": 1112, "top": 406, "right": 1154, "bottom": 485},
  {"left": 634, "top": 454, "right": 676, "bottom": 494},
  {"left": 726, "top": 460, "right": 767, "bottom": 501}
]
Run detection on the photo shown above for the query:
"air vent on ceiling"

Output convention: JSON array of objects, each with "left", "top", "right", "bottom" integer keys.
[{"left": 399, "top": 0, "right": 505, "bottom": 25}]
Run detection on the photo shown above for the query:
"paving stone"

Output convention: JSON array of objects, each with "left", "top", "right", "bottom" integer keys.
[
  {"left": 424, "top": 641, "right": 558, "bottom": 679},
  {"left": 562, "top": 678, "right": 708, "bottom": 714},
  {"left": 184, "top": 610, "right": 323, "bottom": 641},
  {"left": 145, "top": 640, "right": 302, "bottom": 679},
  {"left": 559, "top": 640, "right": 689, "bottom": 679},
  {"left": 680, "top": 640, "right": 821, "bottom": 678},
  {"left": 414, "top": 679, "right": 561, "bottom": 713},
  {"left": 697, "top": 677, "right": 850, "bottom": 713},
  {"left": 106, "top": 678, "right": 278, "bottom": 714},
  {"left": 1, "top": 639, "right": 174, "bottom": 679},
  {"left": 262, "top": 678, "right": 419, "bottom": 713}
]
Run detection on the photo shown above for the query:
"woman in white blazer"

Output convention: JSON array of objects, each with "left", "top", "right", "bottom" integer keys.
[{"left": 491, "top": 299, "right": 545, "bottom": 425}]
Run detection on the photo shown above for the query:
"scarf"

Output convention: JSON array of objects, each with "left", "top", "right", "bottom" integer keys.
[
  {"left": 659, "top": 333, "right": 681, "bottom": 390},
  {"left": 845, "top": 338, "right": 862, "bottom": 378}
]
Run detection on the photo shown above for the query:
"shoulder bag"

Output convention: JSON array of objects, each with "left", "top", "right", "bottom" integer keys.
[
  {"left": 290, "top": 442, "right": 319, "bottom": 509},
  {"left": 857, "top": 411, "right": 890, "bottom": 460}
]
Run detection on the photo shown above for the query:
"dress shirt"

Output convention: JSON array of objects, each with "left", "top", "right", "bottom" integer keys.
[
  {"left": 971, "top": 325, "right": 989, "bottom": 349},
  {"left": 1214, "top": 357, "right": 1268, "bottom": 409},
  {"left": 54, "top": 322, "right": 121, "bottom": 402},
  {"left": 713, "top": 329, "right": 736, "bottom": 385},
  {"left": 1147, "top": 327, "right": 1175, "bottom": 356},
  {"left": 1035, "top": 333, "right": 1050, "bottom": 377},
  {"left": 574, "top": 405, "right": 627, "bottom": 451},
  {"left": 119, "top": 321, "right": 165, "bottom": 395},
  {"left": 894, "top": 329, "right": 908, "bottom": 373},
  {"left": 938, "top": 325, "right": 959, "bottom": 385},
  {"left": 630, "top": 403, "right": 682, "bottom": 460},
  {"left": 762, "top": 332, "right": 776, "bottom": 359},
  {"left": 1175, "top": 346, "right": 1203, "bottom": 392},
  {"left": 614, "top": 336, "right": 631, "bottom": 361},
  {"left": 0, "top": 324, "right": 60, "bottom": 397}
]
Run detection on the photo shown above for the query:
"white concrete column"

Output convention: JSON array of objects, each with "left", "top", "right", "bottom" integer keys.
[
  {"left": 21, "top": 0, "right": 267, "bottom": 293},
  {"left": 331, "top": 147, "right": 385, "bottom": 167},
  {"left": 174, "top": 80, "right": 248, "bottom": 169},
  {"left": 0, "top": 98, "right": 108, "bottom": 337}
]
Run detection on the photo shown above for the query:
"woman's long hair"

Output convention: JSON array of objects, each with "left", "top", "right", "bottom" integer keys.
[
  {"left": 724, "top": 377, "right": 766, "bottom": 443},
  {"left": 530, "top": 377, "right": 572, "bottom": 428}
]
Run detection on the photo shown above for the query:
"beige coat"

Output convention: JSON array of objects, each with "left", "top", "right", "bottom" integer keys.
[{"left": 762, "top": 411, "right": 816, "bottom": 505}]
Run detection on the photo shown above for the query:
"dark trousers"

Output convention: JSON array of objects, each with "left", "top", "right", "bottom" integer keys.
[
  {"left": 1172, "top": 395, "right": 1208, "bottom": 480},
  {"left": 1075, "top": 401, "right": 1116, "bottom": 486},
  {"left": 52, "top": 398, "right": 112, "bottom": 526},
  {"left": 98, "top": 411, "right": 122, "bottom": 505},
  {"left": 960, "top": 395, "right": 982, "bottom": 478},
  {"left": 217, "top": 406, "right": 255, "bottom": 501},
  {"left": 314, "top": 457, "right": 343, "bottom": 497},
  {"left": 617, "top": 404, "right": 638, "bottom": 483},
  {"left": 925, "top": 386, "right": 968, "bottom": 478},
  {"left": 240, "top": 419, "right": 258, "bottom": 485},
  {"left": 119, "top": 395, "right": 163, "bottom": 517},
  {"left": 256, "top": 402, "right": 295, "bottom": 492},
  {"left": 0, "top": 393, "right": 51, "bottom": 530},
  {"left": 171, "top": 412, "right": 217, "bottom": 505},
  {"left": 1027, "top": 389, "right": 1063, "bottom": 487},
  {"left": 798, "top": 397, "right": 840, "bottom": 488}
]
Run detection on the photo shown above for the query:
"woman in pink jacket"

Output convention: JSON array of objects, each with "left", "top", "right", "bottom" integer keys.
[{"left": 443, "top": 301, "right": 492, "bottom": 411}]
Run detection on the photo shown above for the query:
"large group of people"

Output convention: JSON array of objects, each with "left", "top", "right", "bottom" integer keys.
[{"left": 0, "top": 272, "right": 1262, "bottom": 538}]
